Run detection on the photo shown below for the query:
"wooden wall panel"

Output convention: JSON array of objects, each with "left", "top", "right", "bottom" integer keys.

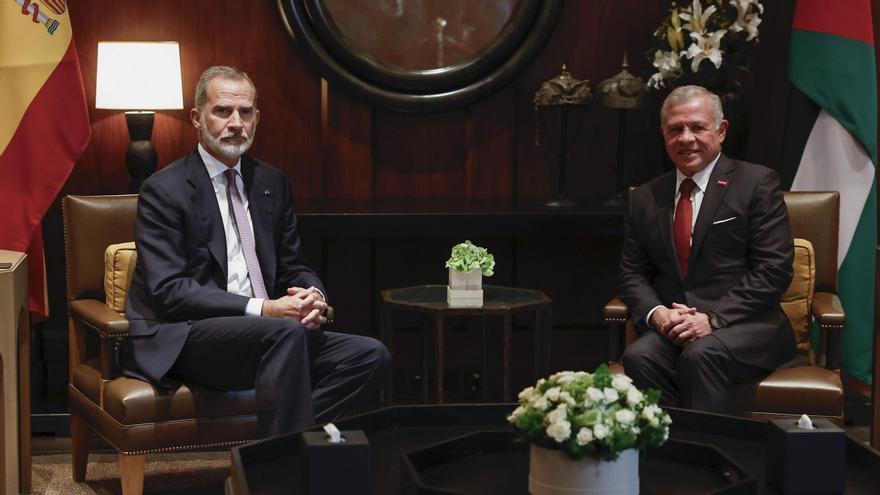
[
  {"left": 373, "top": 110, "right": 468, "bottom": 199},
  {"left": 465, "top": 85, "right": 517, "bottom": 200},
  {"left": 323, "top": 85, "right": 373, "bottom": 199}
]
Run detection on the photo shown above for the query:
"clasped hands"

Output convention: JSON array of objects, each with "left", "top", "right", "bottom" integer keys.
[
  {"left": 650, "top": 302, "right": 711, "bottom": 346},
  {"left": 261, "top": 286, "right": 328, "bottom": 330}
]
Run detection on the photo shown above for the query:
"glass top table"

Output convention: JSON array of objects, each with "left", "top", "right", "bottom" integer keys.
[{"left": 380, "top": 285, "right": 552, "bottom": 404}]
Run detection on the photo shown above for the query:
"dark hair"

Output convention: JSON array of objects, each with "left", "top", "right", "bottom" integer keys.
[{"left": 194, "top": 66, "right": 257, "bottom": 110}]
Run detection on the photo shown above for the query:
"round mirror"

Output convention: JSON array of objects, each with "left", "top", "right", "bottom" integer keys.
[{"left": 279, "top": 0, "right": 562, "bottom": 112}]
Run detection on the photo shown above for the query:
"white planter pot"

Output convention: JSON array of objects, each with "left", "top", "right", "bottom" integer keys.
[
  {"left": 448, "top": 267, "right": 482, "bottom": 289},
  {"left": 529, "top": 445, "right": 639, "bottom": 495},
  {"left": 447, "top": 268, "right": 483, "bottom": 307}
]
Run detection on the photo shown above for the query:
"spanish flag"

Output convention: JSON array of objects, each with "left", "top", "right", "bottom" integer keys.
[{"left": 0, "top": 0, "right": 90, "bottom": 315}]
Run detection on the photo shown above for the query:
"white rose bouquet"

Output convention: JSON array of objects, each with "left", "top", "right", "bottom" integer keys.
[
  {"left": 508, "top": 364, "right": 671, "bottom": 461},
  {"left": 647, "top": 0, "right": 763, "bottom": 93}
]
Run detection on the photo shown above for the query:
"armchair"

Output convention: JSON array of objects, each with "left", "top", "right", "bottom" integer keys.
[
  {"left": 604, "top": 191, "right": 844, "bottom": 425},
  {"left": 63, "top": 194, "right": 259, "bottom": 495}
]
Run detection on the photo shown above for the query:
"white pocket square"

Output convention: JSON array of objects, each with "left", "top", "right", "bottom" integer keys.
[{"left": 712, "top": 216, "right": 738, "bottom": 225}]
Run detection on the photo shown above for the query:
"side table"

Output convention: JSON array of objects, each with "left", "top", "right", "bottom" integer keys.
[{"left": 380, "top": 285, "right": 551, "bottom": 404}]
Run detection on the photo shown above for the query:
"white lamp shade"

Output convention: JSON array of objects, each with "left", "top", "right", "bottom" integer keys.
[{"left": 95, "top": 42, "right": 183, "bottom": 110}]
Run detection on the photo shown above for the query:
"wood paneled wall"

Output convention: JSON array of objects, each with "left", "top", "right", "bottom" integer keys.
[{"left": 63, "top": 0, "right": 685, "bottom": 201}]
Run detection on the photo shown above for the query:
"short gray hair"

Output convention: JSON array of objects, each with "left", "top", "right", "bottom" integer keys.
[
  {"left": 660, "top": 85, "right": 723, "bottom": 128},
  {"left": 194, "top": 66, "right": 257, "bottom": 110}
]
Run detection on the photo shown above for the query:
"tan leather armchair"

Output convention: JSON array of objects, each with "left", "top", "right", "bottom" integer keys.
[
  {"left": 63, "top": 194, "right": 259, "bottom": 495},
  {"left": 604, "top": 191, "right": 844, "bottom": 425}
]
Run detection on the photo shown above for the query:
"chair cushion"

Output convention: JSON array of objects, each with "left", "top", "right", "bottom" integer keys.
[
  {"left": 731, "top": 365, "right": 842, "bottom": 418},
  {"left": 104, "top": 241, "right": 136, "bottom": 313},
  {"left": 780, "top": 238, "right": 815, "bottom": 354}
]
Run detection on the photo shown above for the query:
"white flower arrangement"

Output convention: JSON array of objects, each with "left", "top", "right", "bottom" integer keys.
[
  {"left": 508, "top": 364, "right": 671, "bottom": 461},
  {"left": 647, "top": 0, "right": 763, "bottom": 93}
]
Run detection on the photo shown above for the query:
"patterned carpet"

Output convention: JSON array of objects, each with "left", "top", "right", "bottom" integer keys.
[{"left": 30, "top": 451, "right": 229, "bottom": 495}]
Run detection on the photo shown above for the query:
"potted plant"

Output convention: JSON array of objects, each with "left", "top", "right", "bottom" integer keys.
[
  {"left": 445, "top": 240, "right": 495, "bottom": 307},
  {"left": 508, "top": 364, "right": 671, "bottom": 495}
]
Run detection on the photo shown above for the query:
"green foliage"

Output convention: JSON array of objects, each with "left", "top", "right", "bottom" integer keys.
[{"left": 445, "top": 240, "right": 495, "bottom": 277}]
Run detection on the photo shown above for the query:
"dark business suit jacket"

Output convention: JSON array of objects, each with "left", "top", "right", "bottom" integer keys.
[
  {"left": 618, "top": 155, "right": 796, "bottom": 370},
  {"left": 123, "top": 150, "right": 324, "bottom": 385}
]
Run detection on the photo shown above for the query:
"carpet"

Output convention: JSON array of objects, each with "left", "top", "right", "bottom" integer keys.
[{"left": 30, "top": 451, "right": 230, "bottom": 494}]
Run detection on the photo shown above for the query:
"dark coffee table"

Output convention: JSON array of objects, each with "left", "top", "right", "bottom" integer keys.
[{"left": 228, "top": 405, "right": 880, "bottom": 494}]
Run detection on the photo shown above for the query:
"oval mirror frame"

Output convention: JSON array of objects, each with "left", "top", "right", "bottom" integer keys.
[{"left": 278, "top": 0, "right": 563, "bottom": 113}]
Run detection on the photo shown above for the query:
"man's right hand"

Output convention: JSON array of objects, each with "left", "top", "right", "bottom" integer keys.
[
  {"left": 260, "top": 288, "right": 327, "bottom": 321},
  {"left": 650, "top": 303, "right": 697, "bottom": 336}
]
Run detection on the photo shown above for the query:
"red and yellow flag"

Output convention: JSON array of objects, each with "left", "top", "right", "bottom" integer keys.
[{"left": 0, "top": 0, "right": 90, "bottom": 315}]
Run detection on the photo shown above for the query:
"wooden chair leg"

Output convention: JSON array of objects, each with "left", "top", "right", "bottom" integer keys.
[
  {"left": 119, "top": 453, "right": 145, "bottom": 495},
  {"left": 70, "top": 413, "right": 92, "bottom": 481}
]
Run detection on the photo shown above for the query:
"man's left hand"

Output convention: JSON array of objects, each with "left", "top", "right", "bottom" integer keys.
[
  {"left": 287, "top": 286, "right": 327, "bottom": 330},
  {"left": 665, "top": 303, "right": 712, "bottom": 346}
]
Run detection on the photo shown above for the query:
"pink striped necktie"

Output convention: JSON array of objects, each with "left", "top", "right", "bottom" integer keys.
[{"left": 225, "top": 169, "right": 269, "bottom": 299}]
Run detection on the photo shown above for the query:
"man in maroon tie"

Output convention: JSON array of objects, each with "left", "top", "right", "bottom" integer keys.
[
  {"left": 121, "top": 66, "right": 391, "bottom": 436},
  {"left": 618, "top": 85, "right": 796, "bottom": 412}
]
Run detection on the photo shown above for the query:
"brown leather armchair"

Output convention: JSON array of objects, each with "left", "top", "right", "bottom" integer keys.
[
  {"left": 604, "top": 191, "right": 844, "bottom": 425},
  {"left": 63, "top": 194, "right": 259, "bottom": 495}
]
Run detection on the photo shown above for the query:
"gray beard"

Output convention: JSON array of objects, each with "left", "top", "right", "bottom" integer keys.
[{"left": 200, "top": 122, "right": 254, "bottom": 161}]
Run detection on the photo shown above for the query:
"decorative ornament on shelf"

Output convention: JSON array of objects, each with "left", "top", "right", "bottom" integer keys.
[
  {"left": 646, "top": 0, "right": 763, "bottom": 95},
  {"left": 597, "top": 53, "right": 646, "bottom": 207},
  {"left": 533, "top": 65, "right": 592, "bottom": 208},
  {"left": 445, "top": 240, "right": 495, "bottom": 308},
  {"left": 509, "top": 364, "right": 672, "bottom": 495},
  {"left": 597, "top": 53, "right": 646, "bottom": 110}
]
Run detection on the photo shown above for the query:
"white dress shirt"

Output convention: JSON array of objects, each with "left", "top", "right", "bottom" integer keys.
[
  {"left": 646, "top": 153, "right": 721, "bottom": 327},
  {"left": 198, "top": 144, "right": 264, "bottom": 316}
]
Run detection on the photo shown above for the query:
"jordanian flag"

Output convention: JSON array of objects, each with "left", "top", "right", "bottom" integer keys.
[
  {"left": 0, "top": 0, "right": 90, "bottom": 314},
  {"left": 786, "top": 0, "right": 876, "bottom": 383}
]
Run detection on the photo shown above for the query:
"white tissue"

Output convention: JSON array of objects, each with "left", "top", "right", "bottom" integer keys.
[
  {"left": 797, "top": 413, "right": 815, "bottom": 430},
  {"left": 323, "top": 422, "right": 345, "bottom": 443}
]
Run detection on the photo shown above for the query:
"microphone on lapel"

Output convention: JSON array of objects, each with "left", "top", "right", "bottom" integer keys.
[
  {"left": 716, "top": 179, "right": 729, "bottom": 187},
  {"left": 264, "top": 188, "right": 271, "bottom": 196}
]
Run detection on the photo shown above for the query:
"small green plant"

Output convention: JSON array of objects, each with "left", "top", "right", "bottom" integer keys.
[
  {"left": 508, "top": 364, "right": 671, "bottom": 461},
  {"left": 445, "top": 240, "right": 495, "bottom": 277}
]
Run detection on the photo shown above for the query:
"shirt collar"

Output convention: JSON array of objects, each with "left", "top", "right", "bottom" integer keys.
[
  {"left": 676, "top": 153, "right": 721, "bottom": 194},
  {"left": 198, "top": 143, "right": 242, "bottom": 180}
]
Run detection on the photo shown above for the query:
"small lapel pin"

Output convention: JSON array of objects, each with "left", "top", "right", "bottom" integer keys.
[
  {"left": 717, "top": 179, "right": 729, "bottom": 187},
  {"left": 264, "top": 189, "right": 271, "bottom": 196}
]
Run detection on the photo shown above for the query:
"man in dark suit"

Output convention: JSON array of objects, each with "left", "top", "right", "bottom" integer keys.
[
  {"left": 619, "top": 85, "right": 796, "bottom": 412},
  {"left": 122, "top": 66, "right": 391, "bottom": 436}
]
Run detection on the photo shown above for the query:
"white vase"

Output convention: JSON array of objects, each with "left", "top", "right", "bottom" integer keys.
[
  {"left": 448, "top": 267, "right": 482, "bottom": 289},
  {"left": 529, "top": 445, "right": 639, "bottom": 495},
  {"left": 447, "top": 268, "right": 483, "bottom": 307}
]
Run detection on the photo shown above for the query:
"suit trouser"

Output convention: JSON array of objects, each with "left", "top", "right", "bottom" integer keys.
[
  {"left": 169, "top": 316, "right": 391, "bottom": 436},
  {"left": 621, "top": 330, "right": 767, "bottom": 413}
]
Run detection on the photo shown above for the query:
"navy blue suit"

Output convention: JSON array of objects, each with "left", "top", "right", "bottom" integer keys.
[{"left": 122, "top": 150, "right": 390, "bottom": 435}]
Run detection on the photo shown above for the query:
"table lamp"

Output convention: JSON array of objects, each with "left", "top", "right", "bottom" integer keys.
[{"left": 96, "top": 41, "right": 183, "bottom": 193}]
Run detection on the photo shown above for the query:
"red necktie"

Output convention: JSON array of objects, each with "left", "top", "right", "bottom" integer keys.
[{"left": 673, "top": 178, "right": 696, "bottom": 277}]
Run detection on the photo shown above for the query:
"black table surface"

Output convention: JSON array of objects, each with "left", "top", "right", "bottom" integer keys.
[{"left": 229, "top": 404, "right": 880, "bottom": 495}]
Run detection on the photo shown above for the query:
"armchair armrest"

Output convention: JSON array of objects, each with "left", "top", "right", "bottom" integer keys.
[
  {"left": 69, "top": 299, "right": 130, "bottom": 338},
  {"left": 604, "top": 297, "right": 630, "bottom": 322},
  {"left": 811, "top": 292, "right": 845, "bottom": 330},
  {"left": 811, "top": 291, "right": 844, "bottom": 371}
]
